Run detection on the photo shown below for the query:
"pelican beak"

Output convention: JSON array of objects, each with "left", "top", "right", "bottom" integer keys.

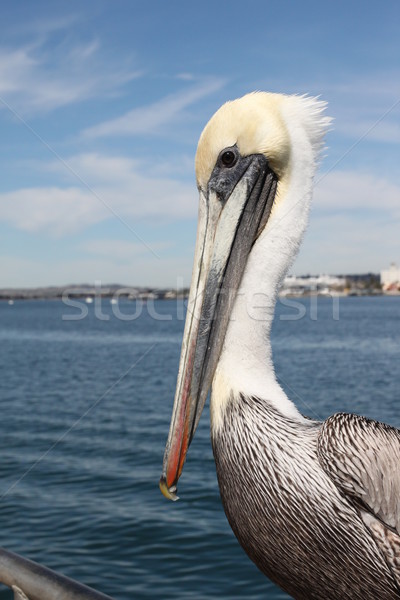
[{"left": 160, "top": 152, "right": 277, "bottom": 500}]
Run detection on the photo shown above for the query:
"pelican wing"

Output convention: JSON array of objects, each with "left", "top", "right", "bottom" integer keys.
[{"left": 318, "top": 412, "right": 400, "bottom": 584}]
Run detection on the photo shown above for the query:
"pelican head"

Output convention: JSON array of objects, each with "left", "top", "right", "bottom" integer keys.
[{"left": 160, "top": 92, "right": 329, "bottom": 500}]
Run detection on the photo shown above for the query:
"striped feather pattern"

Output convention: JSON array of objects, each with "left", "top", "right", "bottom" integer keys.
[
  {"left": 212, "top": 395, "right": 400, "bottom": 599},
  {"left": 318, "top": 412, "right": 400, "bottom": 586}
]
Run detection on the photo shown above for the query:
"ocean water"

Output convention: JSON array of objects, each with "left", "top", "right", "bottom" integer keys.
[{"left": 0, "top": 296, "right": 399, "bottom": 599}]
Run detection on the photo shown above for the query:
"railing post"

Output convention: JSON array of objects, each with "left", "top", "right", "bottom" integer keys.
[{"left": 0, "top": 548, "right": 115, "bottom": 600}]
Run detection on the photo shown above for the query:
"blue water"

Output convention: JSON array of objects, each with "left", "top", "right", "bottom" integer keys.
[{"left": 0, "top": 296, "right": 399, "bottom": 599}]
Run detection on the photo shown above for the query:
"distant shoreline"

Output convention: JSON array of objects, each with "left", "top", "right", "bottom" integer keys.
[
  {"left": 0, "top": 284, "right": 189, "bottom": 301},
  {"left": 0, "top": 274, "right": 396, "bottom": 300}
]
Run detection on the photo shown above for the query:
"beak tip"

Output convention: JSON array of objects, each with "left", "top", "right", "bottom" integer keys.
[{"left": 159, "top": 476, "right": 179, "bottom": 501}]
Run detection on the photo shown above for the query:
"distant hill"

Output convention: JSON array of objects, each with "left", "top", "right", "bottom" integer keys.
[{"left": 0, "top": 284, "right": 190, "bottom": 300}]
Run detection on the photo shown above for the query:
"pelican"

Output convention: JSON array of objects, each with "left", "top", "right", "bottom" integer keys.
[{"left": 159, "top": 92, "right": 400, "bottom": 599}]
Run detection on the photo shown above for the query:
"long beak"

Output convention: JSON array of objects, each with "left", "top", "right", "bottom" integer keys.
[{"left": 160, "top": 154, "right": 277, "bottom": 500}]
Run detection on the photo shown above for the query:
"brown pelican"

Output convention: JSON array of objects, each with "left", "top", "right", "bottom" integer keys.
[{"left": 159, "top": 92, "right": 400, "bottom": 599}]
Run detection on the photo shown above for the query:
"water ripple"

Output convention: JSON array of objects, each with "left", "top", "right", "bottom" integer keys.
[{"left": 0, "top": 297, "right": 399, "bottom": 598}]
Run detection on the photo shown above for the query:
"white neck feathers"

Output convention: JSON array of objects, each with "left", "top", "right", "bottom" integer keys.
[{"left": 211, "top": 95, "right": 330, "bottom": 433}]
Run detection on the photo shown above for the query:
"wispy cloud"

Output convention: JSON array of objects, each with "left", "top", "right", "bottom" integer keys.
[
  {"left": 0, "top": 39, "right": 139, "bottom": 114},
  {"left": 293, "top": 170, "right": 400, "bottom": 274},
  {"left": 314, "top": 170, "right": 400, "bottom": 213},
  {"left": 318, "top": 73, "right": 400, "bottom": 144},
  {"left": 297, "top": 211, "right": 400, "bottom": 275},
  {"left": 7, "top": 13, "right": 82, "bottom": 38},
  {"left": 0, "top": 186, "right": 107, "bottom": 236},
  {"left": 256, "top": 72, "right": 400, "bottom": 144},
  {"left": 333, "top": 116, "right": 400, "bottom": 144},
  {"left": 82, "top": 78, "right": 227, "bottom": 138},
  {"left": 0, "top": 153, "right": 196, "bottom": 236},
  {"left": 175, "top": 73, "right": 196, "bottom": 81},
  {"left": 81, "top": 239, "right": 172, "bottom": 261},
  {"left": 0, "top": 254, "right": 193, "bottom": 288}
]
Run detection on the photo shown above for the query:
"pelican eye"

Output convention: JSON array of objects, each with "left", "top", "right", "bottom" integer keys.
[{"left": 220, "top": 149, "right": 237, "bottom": 168}]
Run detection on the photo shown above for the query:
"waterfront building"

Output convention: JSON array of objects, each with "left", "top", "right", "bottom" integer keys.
[{"left": 380, "top": 263, "right": 400, "bottom": 291}]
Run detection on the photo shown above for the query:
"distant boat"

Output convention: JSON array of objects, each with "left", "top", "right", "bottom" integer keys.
[
  {"left": 8, "top": 299, "right": 14, "bottom": 305},
  {"left": 85, "top": 297, "right": 94, "bottom": 304},
  {"left": 110, "top": 298, "right": 118, "bottom": 305}
]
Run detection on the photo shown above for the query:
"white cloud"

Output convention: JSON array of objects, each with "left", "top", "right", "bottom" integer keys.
[
  {"left": 175, "top": 73, "right": 196, "bottom": 81},
  {"left": 9, "top": 13, "right": 81, "bottom": 37},
  {"left": 0, "top": 187, "right": 107, "bottom": 236},
  {"left": 0, "top": 153, "right": 197, "bottom": 236},
  {"left": 81, "top": 239, "right": 172, "bottom": 261},
  {"left": 295, "top": 211, "right": 400, "bottom": 275},
  {"left": 256, "top": 72, "right": 400, "bottom": 145},
  {"left": 314, "top": 170, "right": 400, "bottom": 213},
  {"left": 0, "top": 254, "right": 193, "bottom": 288},
  {"left": 292, "top": 170, "right": 400, "bottom": 274},
  {"left": 0, "top": 40, "right": 139, "bottom": 114},
  {"left": 82, "top": 79, "right": 227, "bottom": 138},
  {"left": 321, "top": 75, "right": 400, "bottom": 144},
  {"left": 332, "top": 105, "right": 400, "bottom": 145}
]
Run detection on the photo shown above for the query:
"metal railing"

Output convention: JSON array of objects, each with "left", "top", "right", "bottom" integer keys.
[{"left": 0, "top": 549, "right": 114, "bottom": 600}]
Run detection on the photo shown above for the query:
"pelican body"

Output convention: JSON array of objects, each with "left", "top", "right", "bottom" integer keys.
[{"left": 160, "top": 92, "right": 400, "bottom": 599}]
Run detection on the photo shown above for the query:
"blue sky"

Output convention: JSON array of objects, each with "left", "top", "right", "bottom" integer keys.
[{"left": 0, "top": 0, "right": 399, "bottom": 287}]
